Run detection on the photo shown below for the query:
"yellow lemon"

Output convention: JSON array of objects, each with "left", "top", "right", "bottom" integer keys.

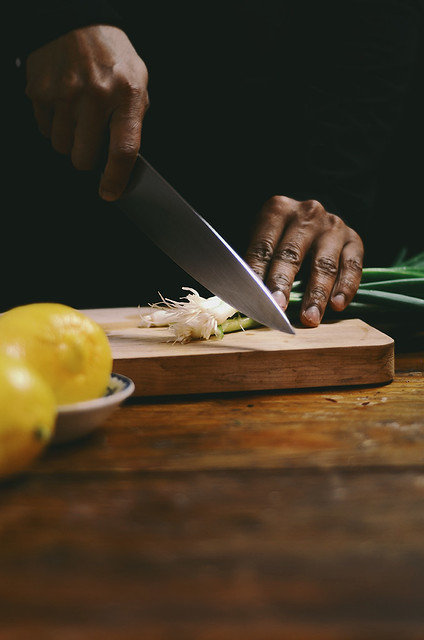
[
  {"left": 0, "top": 303, "right": 112, "bottom": 405},
  {"left": 0, "top": 353, "right": 56, "bottom": 479}
]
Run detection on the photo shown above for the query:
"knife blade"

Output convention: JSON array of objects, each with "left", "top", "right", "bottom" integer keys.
[{"left": 117, "top": 155, "right": 295, "bottom": 334}]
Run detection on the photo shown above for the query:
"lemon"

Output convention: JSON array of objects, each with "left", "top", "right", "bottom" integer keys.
[
  {"left": 0, "top": 354, "right": 56, "bottom": 479},
  {"left": 0, "top": 303, "right": 112, "bottom": 405}
]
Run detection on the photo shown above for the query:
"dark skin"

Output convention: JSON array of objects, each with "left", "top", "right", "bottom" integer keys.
[
  {"left": 25, "top": 25, "right": 149, "bottom": 200},
  {"left": 25, "top": 25, "right": 364, "bottom": 326},
  {"left": 245, "top": 196, "right": 363, "bottom": 327}
]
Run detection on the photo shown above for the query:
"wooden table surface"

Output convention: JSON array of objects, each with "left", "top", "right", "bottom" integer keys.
[{"left": 1, "top": 325, "right": 424, "bottom": 640}]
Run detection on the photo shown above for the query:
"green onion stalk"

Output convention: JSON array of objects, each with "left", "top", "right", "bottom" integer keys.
[
  {"left": 284, "top": 249, "right": 424, "bottom": 329},
  {"left": 139, "top": 251, "right": 424, "bottom": 341}
]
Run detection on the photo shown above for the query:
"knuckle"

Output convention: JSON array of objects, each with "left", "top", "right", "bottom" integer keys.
[
  {"left": 307, "top": 285, "right": 328, "bottom": 306},
  {"left": 110, "top": 120, "right": 141, "bottom": 154},
  {"left": 89, "top": 74, "right": 149, "bottom": 111},
  {"left": 110, "top": 142, "right": 139, "bottom": 164},
  {"left": 115, "top": 75, "right": 148, "bottom": 105},
  {"left": 265, "top": 195, "right": 287, "bottom": 209},
  {"left": 261, "top": 195, "right": 292, "bottom": 220},
  {"left": 274, "top": 242, "right": 302, "bottom": 267},
  {"left": 118, "top": 78, "right": 139, "bottom": 99},
  {"left": 327, "top": 212, "right": 343, "bottom": 229},
  {"left": 344, "top": 256, "right": 363, "bottom": 275},
  {"left": 57, "top": 72, "right": 83, "bottom": 100},
  {"left": 337, "top": 276, "right": 358, "bottom": 294},
  {"left": 268, "top": 272, "right": 292, "bottom": 292},
  {"left": 335, "top": 256, "right": 363, "bottom": 296},
  {"left": 300, "top": 199, "right": 325, "bottom": 221},
  {"left": 245, "top": 239, "right": 274, "bottom": 264},
  {"left": 314, "top": 255, "right": 338, "bottom": 277}
]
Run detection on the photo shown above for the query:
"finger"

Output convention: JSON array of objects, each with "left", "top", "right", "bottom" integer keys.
[
  {"left": 265, "top": 226, "right": 316, "bottom": 310},
  {"left": 300, "top": 243, "right": 344, "bottom": 327},
  {"left": 31, "top": 101, "right": 53, "bottom": 138},
  {"left": 72, "top": 98, "right": 107, "bottom": 171},
  {"left": 244, "top": 196, "right": 293, "bottom": 281},
  {"left": 99, "top": 102, "right": 144, "bottom": 201},
  {"left": 330, "top": 234, "right": 364, "bottom": 311},
  {"left": 50, "top": 101, "right": 76, "bottom": 155}
]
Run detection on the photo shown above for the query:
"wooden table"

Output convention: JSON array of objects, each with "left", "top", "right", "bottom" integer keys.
[{"left": 1, "top": 325, "right": 424, "bottom": 639}]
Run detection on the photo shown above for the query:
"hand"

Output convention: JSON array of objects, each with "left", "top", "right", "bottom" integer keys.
[
  {"left": 25, "top": 25, "right": 149, "bottom": 201},
  {"left": 244, "top": 196, "right": 364, "bottom": 327}
]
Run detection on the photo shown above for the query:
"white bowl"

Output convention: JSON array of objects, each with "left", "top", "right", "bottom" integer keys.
[{"left": 53, "top": 373, "right": 135, "bottom": 444}]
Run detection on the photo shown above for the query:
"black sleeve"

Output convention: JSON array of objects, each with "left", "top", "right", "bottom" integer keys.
[{"left": 11, "top": 0, "right": 126, "bottom": 61}]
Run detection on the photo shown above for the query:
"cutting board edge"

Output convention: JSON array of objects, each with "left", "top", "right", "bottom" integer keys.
[
  {"left": 112, "top": 339, "right": 394, "bottom": 397},
  {"left": 83, "top": 307, "right": 395, "bottom": 396}
]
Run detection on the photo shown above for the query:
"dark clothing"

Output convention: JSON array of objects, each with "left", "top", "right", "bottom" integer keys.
[
  {"left": 5, "top": 1, "right": 423, "bottom": 311},
  {"left": 12, "top": 0, "right": 125, "bottom": 61}
]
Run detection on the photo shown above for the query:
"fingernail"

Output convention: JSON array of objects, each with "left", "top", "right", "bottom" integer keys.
[
  {"left": 332, "top": 293, "right": 346, "bottom": 310},
  {"left": 272, "top": 290, "right": 287, "bottom": 309},
  {"left": 304, "top": 305, "right": 320, "bottom": 326}
]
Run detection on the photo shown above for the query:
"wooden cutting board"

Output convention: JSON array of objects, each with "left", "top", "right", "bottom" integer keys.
[{"left": 84, "top": 307, "right": 394, "bottom": 397}]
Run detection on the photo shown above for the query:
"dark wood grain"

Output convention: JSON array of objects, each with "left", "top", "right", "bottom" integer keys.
[{"left": 0, "top": 339, "right": 423, "bottom": 639}]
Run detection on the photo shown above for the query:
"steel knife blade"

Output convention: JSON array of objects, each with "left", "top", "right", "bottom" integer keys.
[{"left": 117, "top": 155, "right": 295, "bottom": 334}]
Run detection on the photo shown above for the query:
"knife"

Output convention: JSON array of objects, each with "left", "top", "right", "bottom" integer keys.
[{"left": 117, "top": 155, "right": 295, "bottom": 334}]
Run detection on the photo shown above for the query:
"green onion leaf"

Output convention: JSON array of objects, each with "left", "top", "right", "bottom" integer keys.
[{"left": 353, "top": 288, "right": 424, "bottom": 309}]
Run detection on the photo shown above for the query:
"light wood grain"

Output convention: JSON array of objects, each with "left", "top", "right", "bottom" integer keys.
[{"left": 83, "top": 307, "right": 394, "bottom": 395}]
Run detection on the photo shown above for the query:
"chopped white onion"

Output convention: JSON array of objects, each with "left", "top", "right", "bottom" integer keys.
[{"left": 138, "top": 288, "right": 237, "bottom": 343}]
